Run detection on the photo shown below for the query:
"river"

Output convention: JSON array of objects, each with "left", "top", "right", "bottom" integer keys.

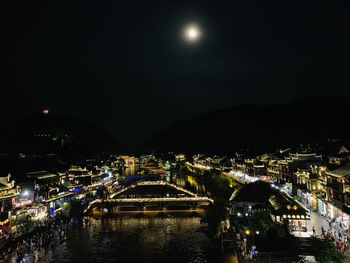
[
  {"left": 8, "top": 165, "right": 237, "bottom": 263},
  {"left": 12, "top": 216, "right": 236, "bottom": 263}
]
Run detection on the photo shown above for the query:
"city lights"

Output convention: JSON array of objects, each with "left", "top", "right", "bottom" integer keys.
[
  {"left": 0, "top": 146, "right": 348, "bottom": 262},
  {"left": 1, "top": 0, "right": 344, "bottom": 260}
]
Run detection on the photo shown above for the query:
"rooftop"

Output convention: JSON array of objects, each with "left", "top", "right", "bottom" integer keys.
[
  {"left": 326, "top": 164, "right": 350, "bottom": 179},
  {"left": 230, "top": 180, "right": 308, "bottom": 216},
  {"left": 26, "top": 171, "right": 58, "bottom": 179}
]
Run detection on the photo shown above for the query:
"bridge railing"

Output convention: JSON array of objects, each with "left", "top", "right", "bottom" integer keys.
[
  {"left": 83, "top": 199, "right": 102, "bottom": 214},
  {"left": 84, "top": 196, "right": 214, "bottom": 214},
  {"left": 107, "top": 196, "right": 214, "bottom": 203},
  {"left": 110, "top": 180, "right": 199, "bottom": 199}
]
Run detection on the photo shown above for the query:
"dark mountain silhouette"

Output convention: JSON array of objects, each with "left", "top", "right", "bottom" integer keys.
[
  {"left": 147, "top": 96, "right": 350, "bottom": 154},
  {"left": 0, "top": 112, "right": 122, "bottom": 154}
]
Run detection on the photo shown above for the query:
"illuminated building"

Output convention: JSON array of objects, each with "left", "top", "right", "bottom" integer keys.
[
  {"left": 175, "top": 154, "right": 186, "bottom": 162},
  {"left": 0, "top": 175, "right": 19, "bottom": 237},
  {"left": 322, "top": 164, "right": 350, "bottom": 229},
  {"left": 67, "top": 165, "right": 93, "bottom": 187},
  {"left": 42, "top": 108, "right": 49, "bottom": 115},
  {"left": 229, "top": 180, "right": 309, "bottom": 232},
  {"left": 25, "top": 171, "right": 73, "bottom": 217},
  {"left": 328, "top": 145, "right": 350, "bottom": 166}
]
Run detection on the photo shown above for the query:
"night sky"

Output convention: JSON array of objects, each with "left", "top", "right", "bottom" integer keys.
[{"left": 2, "top": 1, "right": 347, "bottom": 143}]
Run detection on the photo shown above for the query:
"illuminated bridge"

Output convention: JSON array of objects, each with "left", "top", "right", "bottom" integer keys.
[
  {"left": 110, "top": 180, "right": 199, "bottom": 198},
  {"left": 84, "top": 181, "right": 214, "bottom": 214}
]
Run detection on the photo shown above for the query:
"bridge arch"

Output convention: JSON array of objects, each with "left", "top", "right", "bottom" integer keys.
[
  {"left": 84, "top": 181, "right": 213, "bottom": 215},
  {"left": 84, "top": 197, "right": 214, "bottom": 215},
  {"left": 110, "top": 180, "right": 198, "bottom": 199}
]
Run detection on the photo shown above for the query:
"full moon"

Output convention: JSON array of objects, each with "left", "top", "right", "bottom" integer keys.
[{"left": 183, "top": 24, "right": 201, "bottom": 43}]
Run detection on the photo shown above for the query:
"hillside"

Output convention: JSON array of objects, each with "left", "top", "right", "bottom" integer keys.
[
  {"left": 0, "top": 112, "right": 122, "bottom": 154},
  {"left": 147, "top": 96, "right": 350, "bottom": 154}
]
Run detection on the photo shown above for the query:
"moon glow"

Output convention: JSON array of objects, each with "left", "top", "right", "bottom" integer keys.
[{"left": 183, "top": 24, "right": 201, "bottom": 43}]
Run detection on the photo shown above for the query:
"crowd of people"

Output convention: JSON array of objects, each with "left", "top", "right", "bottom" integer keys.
[
  {"left": 0, "top": 216, "right": 73, "bottom": 262},
  {"left": 315, "top": 221, "right": 350, "bottom": 254},
  {"left": 236, "top": 232, "right": 256, "bottom": 261}
]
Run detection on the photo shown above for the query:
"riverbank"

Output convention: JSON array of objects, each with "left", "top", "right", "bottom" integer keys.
[
  {"left": 4, "top": 215, "right": 237, "bottom": 263},
  {"left": 0, "top": 216, "right": 77, "bottom": 262},
  {"left": 1, "top": 164, "right": 236, "bottom": 262}
]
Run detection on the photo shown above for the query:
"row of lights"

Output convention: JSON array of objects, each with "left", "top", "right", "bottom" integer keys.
[
  {"left": 236, "top": 212, "right": 250, "bottom": 217},
  {"left": 244, "top": 229, "right": 260, "bottom": 235},
  {"left": 286, "top": 204, "right": 298, "bottom": 210},
  {"left": 238, "top": 212, "right": 307, "bottom": 219},
  {"left": 283, "top": 214, "right": 306, "bottom": 219}
]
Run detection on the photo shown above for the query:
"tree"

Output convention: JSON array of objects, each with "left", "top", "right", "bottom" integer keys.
[
  {"left": 310, "top": 237, "right": 344, "bottom": 263},
  {"left": 201, "top": 200, "right": 226, "bottom": 238},
  {"left": 60, "top": 201, "right": 71, "bottom": 217},
  {"left": 237, "top": 210, "right": 298, "bottom": 251},
  {"left": 248, "top": 210, "right": 275, "bottom": 238},
  {"left": 185, "top": 166, "right": 235, "bottom": 239},
  {"left": 69, "top": 199, "right": 84, "bottom": 217},
  {"left": 60, "top": 200, "right": 84, "bottom": 218}
]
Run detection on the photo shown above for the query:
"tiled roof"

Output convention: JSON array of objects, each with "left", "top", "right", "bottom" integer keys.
[
  {"left": 230, "top": 180, "right": 308, "bottom": 215},
  {"left": 326, "top": 164, "right": 350, "bottom": 179},
  {"left": 0, "top": 177, "right": 11, "bottom": 189}
]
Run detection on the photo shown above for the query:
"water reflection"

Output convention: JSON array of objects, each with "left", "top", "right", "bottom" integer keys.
[
  {"left": 123, "top": 164, "right": 206, "bottom": 196},
  {"left": 10, "top": 164, "right": 236, "bottom": 262},
  {"left": 15, "top": 216, "right": 236, "bottom": 263}
]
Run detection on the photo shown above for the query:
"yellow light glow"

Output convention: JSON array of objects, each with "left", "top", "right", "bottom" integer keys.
[
  {"left": 183, "top": 24, "right": 201, "bottom": 42},
  {"left": 189, "top": 29, "right": 197, "bottom": 37},
  {"left": 0, "top": 219, "right": 9, "bottom": 225},
  {"left": 32, "top": 212, "right": 47, "bottom": 221},
  {"left": 244, "top": 229, "right": 250, "bottom": 235}
]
